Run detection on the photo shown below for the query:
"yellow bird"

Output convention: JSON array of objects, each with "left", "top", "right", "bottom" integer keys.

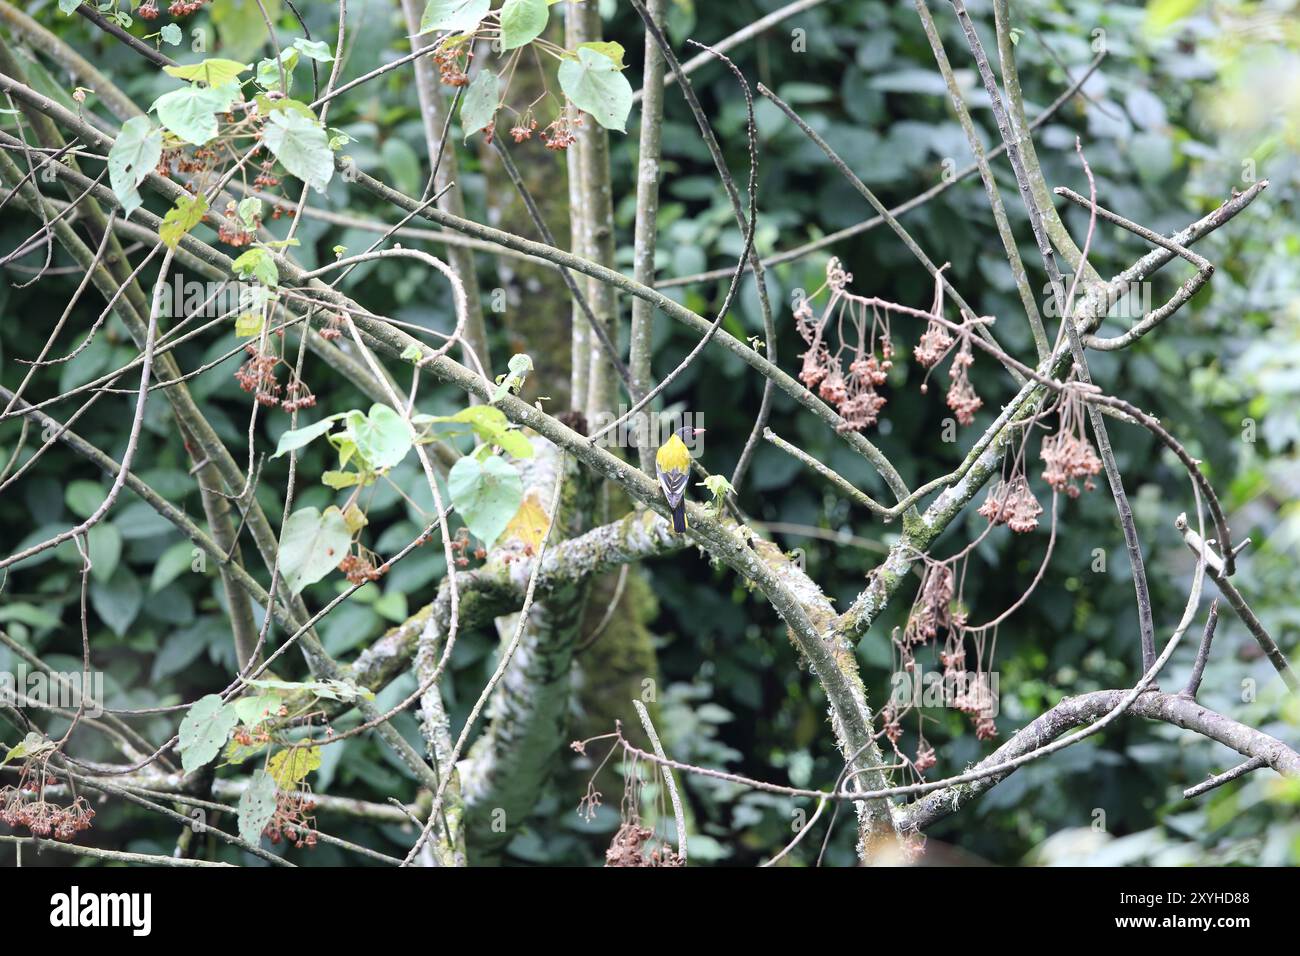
[{"left": 655, "top": 426, "right": 705, "bottom": 533}]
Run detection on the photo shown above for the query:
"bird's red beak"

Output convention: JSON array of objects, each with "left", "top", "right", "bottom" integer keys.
[{"left": 693, "top": 428, "right": 707, "bottom": 436}]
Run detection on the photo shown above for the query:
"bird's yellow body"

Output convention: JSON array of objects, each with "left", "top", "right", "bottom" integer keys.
[{"left": 655, "top": 428, "right": 698, "bottom": 533}]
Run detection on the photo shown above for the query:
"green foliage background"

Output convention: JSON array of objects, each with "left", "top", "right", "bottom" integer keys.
[{"left": 0, "top": 0, "right": 1296, "bottom": 865}]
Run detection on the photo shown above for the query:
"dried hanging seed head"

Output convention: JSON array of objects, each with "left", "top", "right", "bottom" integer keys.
[
  {"left": 904, "top": 562, "right": 955, "bottom": 645},
  {"left": 978, "top": 475, "right": 1043, "bottom": 533}
]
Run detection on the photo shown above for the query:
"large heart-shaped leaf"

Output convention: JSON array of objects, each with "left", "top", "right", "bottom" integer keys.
[
  {"left": 237, "top": 769, "right": 278, "bottom": 845},
  {"left": 558, "top": 47, "right": 633, "bottom": 132},
  {"left": 262, "top": 109, "right": 334, "bottom": 193},
  {"left": 178, "top": 693, "right": 239, "bottom": 773},
  {"left": 163, "top": 58, "right": 251, "bottom": 87},
  {"left": 418, "top": 0, "right": 490, "bottom": 34},
  {"left": 107, "top": 116, "right": 162, "bottom": 219},
  {"left": 279, "top": 506, "right": 352, "bottom": 593},
  {"left": 499, "top": 0, "right": 548, "bottom": 50},
  {"left": 448, "top": 454, "right": 523, "bottom": 548},
  {"left": 151, "top": 82, "right": 240, "bottom": 145},
  {"left": 460, "top": 68, "right": 500, "bottom": 141},
  {"left": 352, "top": 404, "right": 412, "bottom": 470}
]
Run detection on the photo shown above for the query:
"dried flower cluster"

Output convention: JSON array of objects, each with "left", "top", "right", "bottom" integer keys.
[
  {"left": 434, "top": 39, "right": 474, "bottom": 87},
  {"left": 945, "top": 338, "right": 982, "bottom": 426},
  {"left": 903, "top": 563, "right": 955, "bottom": 645},
  {"left": 168, "top": 0, "right": 206, "bottom": 17},
  {"left": 793, "top": 258, "right": 986, "bottom": 432},
  {"left": 265, "top": 788, "right": 319, "bottom": 849},
  {"left": 794, "top": 258, "right": 896, "bottom": 431},
  {"left": 541, "top": 111, "right": 583, "bottom": 152},
  {"left": 1041, "top": 388, "right": 1103, "bottom": 497},
  {"left": 1, "top": 764, "right": 96, "bottom": 842},
  {"left": 234, "top": 344, "right": 316, "bottom": 412},
  {"left": 953, "top": 673, "right": 999, "bottom": 741},
  {"left": 978, "top": 474, "right": 1044, "bottom": 534},
  {"left": 604, "top": 823, "right": 684, "bottom": 867},
  {"left": 338, "top": 552, "right": 383, "bottom": 585}
]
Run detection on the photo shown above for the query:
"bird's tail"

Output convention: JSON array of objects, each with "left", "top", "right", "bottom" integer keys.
[{"left": 671, "top": 499, "right": 687, "bottom": 533}]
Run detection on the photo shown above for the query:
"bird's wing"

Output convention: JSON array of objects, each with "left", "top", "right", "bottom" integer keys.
[{"left": 656, "top": 461, "right": 689, "bottom": 508}]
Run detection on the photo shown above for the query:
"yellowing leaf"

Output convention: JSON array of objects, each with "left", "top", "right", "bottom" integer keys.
[
  {"left": 342, "top": 503, "right": 368, "bottom": 534},
  {"left": 159, "top": 193, "right": 208, "bottom": 249},
  {"left": 234, "top": 311, "right": 264, "bottom": 337},
  {"left": 163, "top": 58, "right": 251, "bottom": 87},
  {"left": 502, "top": 489, "right": 550, "bottom": 549},
  {"left": 267, "top": 745, "right": 321, "bottom": 789}
]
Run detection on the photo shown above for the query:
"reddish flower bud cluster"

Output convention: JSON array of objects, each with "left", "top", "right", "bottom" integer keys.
[
  {"left": 265, "top": 788, "right": 318, "bottom": 849},
  {"left": 792, "top": 258, "right": 992, "bottom": 433},
  {"left": 1, "top": 786, "right": 95, "bottom": 842},
  {"left": 338, "top": 553, "right": 382, "bottom": 585},
  {"left": 434, "top": 43, "right": 473, "bottom": 87},
  {"left": 217, "top": 201, "right": 258, "bottom": 247},
  {"left": 541, "top": 113, "right": 581, "bottom": 151},
  {"left": 169, "top": 0, "right": 205, "bottom": 15},
  {"left": 510, "top": 118, "right": 538, "bottom": 143},
  {"left": 234, "top": 345, "right": 317, "bottom": 412},
  {"left": 139, "top": 1, "right": 160, "bottom": 20},
  {"left": 254, "top": 159, "right": 281, "bottom": 189}
]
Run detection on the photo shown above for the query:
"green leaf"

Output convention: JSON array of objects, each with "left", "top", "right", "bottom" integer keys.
[
  {"left": 1, "top": 732, "right": 53, "bottom": 769},
  {"left": 268, "top": 746, "right": 321, "bottom": 788},
  {"left": 151, "top": 82, "right": 239, "bottom": 145},
  {"left": 232, "top": 693, "right": 282, "bottom": 727},
  {"left": 262, "top": 109, "right": 334, "bottom": 193},
  {"left": 427, "top": 406, "right": 533, "bottom": 458},
  {"left": 321, "top": 470, "right": 363, "bottom": 489},
  {"left": 1145, "top": 0, "right": 1202, "bottom": 32},
  {"left": 418, "top": 0, "right": 490, "bottom": 34},
  {"left": 232, "top": 245, "right": 279, "bottom": 287},
  {"left": 256, "top": 49, "right": 298, "bottom": 93},
  {"left": 242, "top": 677, "right": 373, "bottom": 702},
  {"left": 178, "top": 693, "right": 239, "bottom": 773},
  {"left": 460, "top": 68, "right": 499, "bottom": 141},
  {"left": 162, "top": 58, "right": 251, "bottom": 87},
  {"left": 0, "top": 603, "right": 61, "bottom": 629},
  {"left": 151, "top": 540, "right": 196, "bottom": 592},
  {"left": 238, "top": 769, "right": 277, "bottom": 845},
  {"left": 353, "top": 404, "right": 413, "bottom": 471},
  {"left": 576, "top": 40, "right": 626, "bottom": 69},
  {"left": 236, "top": 197, "right": 262, "bottom": 229},
  {"left": 558, "top": 46, "right": 633, "bottom": 132},
  {"left": 292, "top": 38, "right": 333, "bottom": 62},
  {"left": 86, "top": 523, "right": 122, "bottom": 583},
  {"left": 279, "top": 506, "right": 352, "bottom": 593},
  {"left": 159, "top": 193, "right": 208, "bottom": 250},
  {"left": 401, "top": 344, "right": 424, "bottom": 362},
  {"left": 491, "top": 352, "right": 534, "bottom": 402},
  {"left": 273, "top": 413, "right": 347, "bottom": 458},
  {"left": 89, "top": 566, "right": 142, "bottom": 636},
  {"left": 160, "top": 22, "right": 183, "bottom": 46},
  {"left": 57, "top": 0, "right": 81, "bottom": 15},
  {"left": 65, "top": 479, "right": 106, "bottom": 519},
  {"left": 381, "top": 137, "right": 422, "bottom": 198},
  {"left": 448, "top": 455, "right": 523, "bottom": 548},
  {"left": 234, "top": 311, "right": 264, "bottom": 337},
  {"left": 499, "top": 0, "right": 548, "bottom": 50},
  {"left": 107, "top": 116, "right": 162, "bottom": 220},
  {"left": 211, "top": 0, "right": 282, "bottom": 62}
]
